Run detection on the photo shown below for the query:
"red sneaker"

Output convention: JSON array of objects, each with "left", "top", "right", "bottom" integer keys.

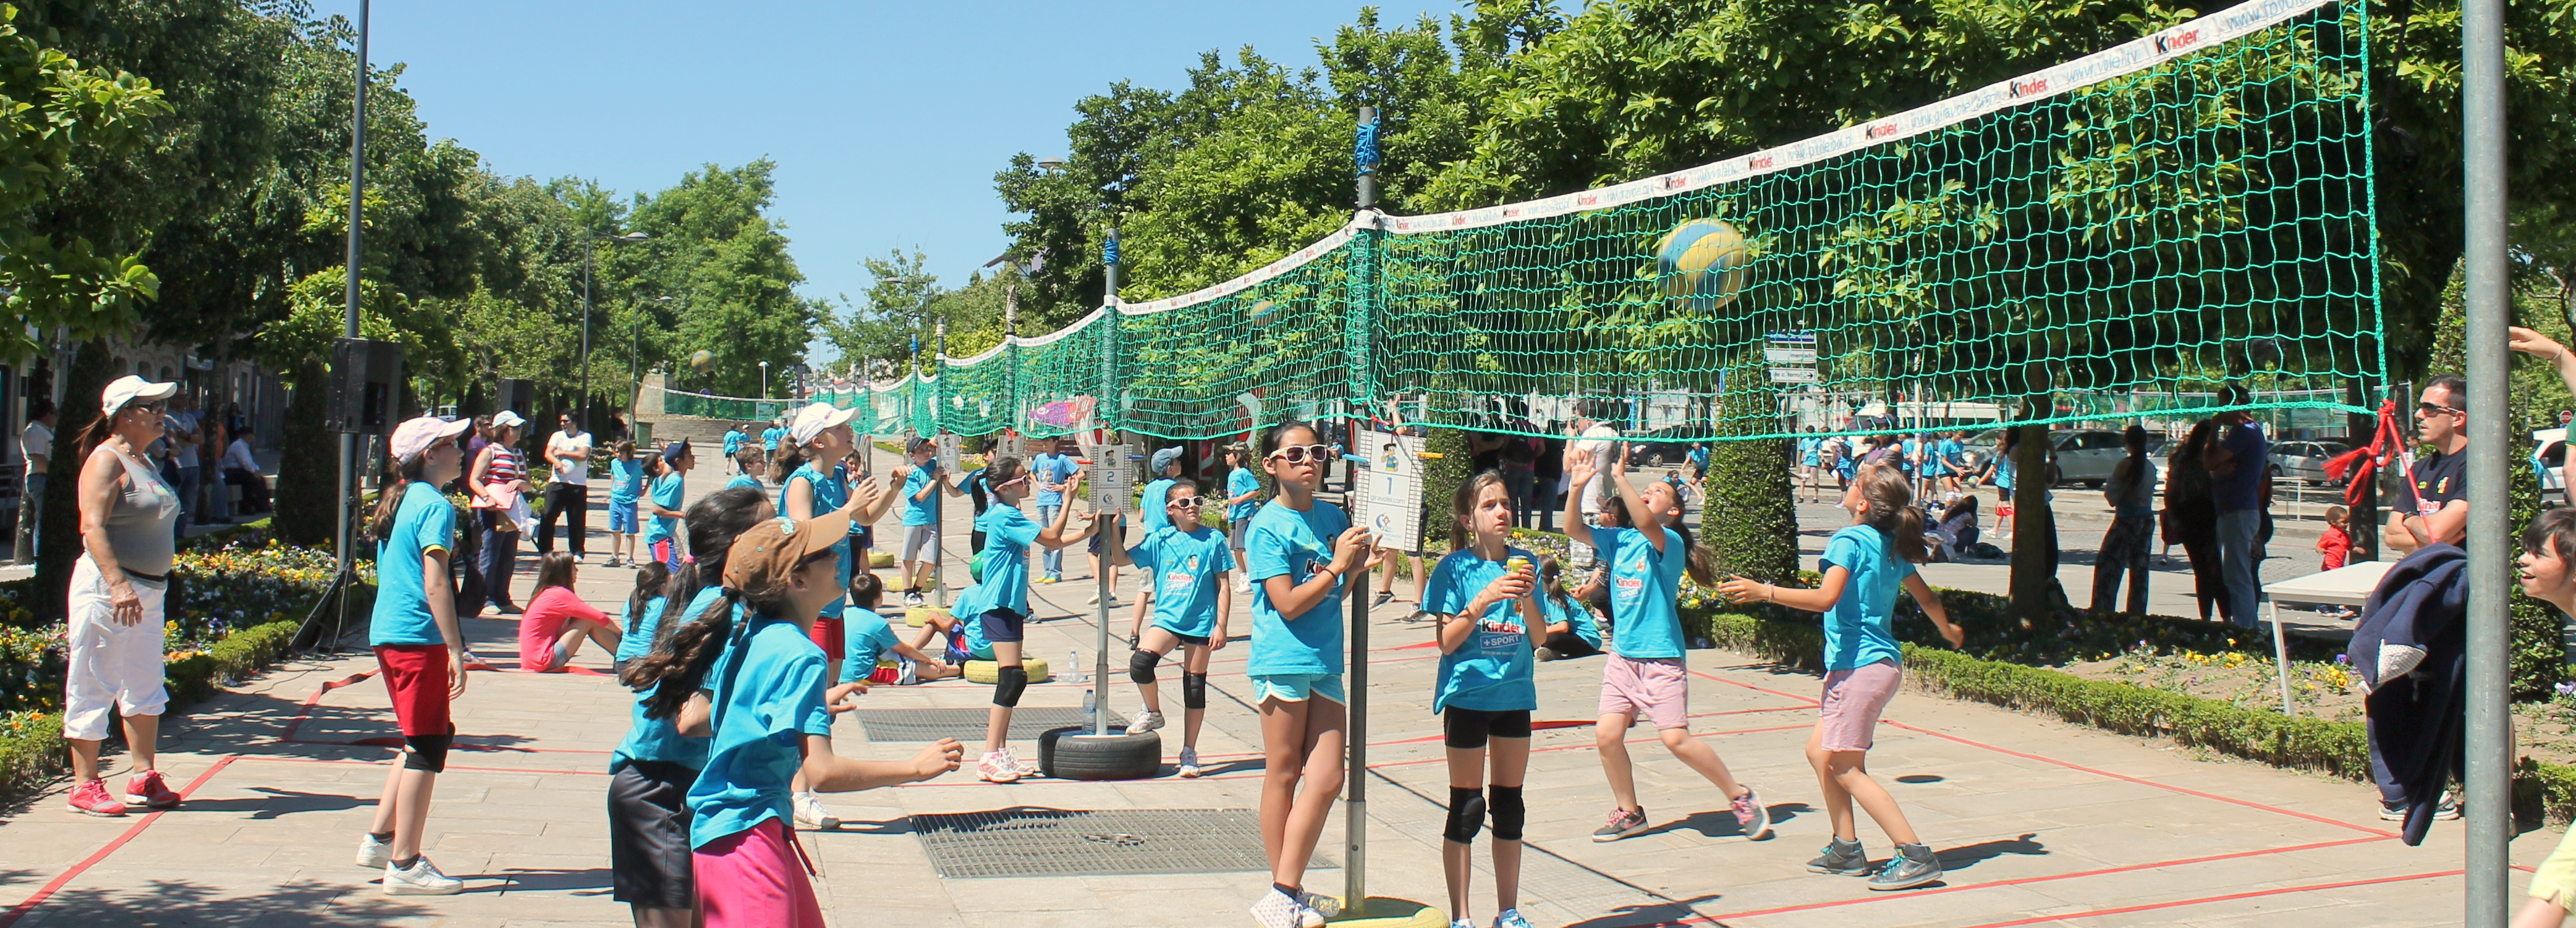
[
  {"left": 124, "top": 770, "right": 180, "bottom": 809},
  {"left": 67, "top": 778, "right": 127, "bottom": 817}
]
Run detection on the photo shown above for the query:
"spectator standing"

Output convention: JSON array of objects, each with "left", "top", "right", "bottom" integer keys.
[
  {"left": 538, "top": 411, "right": 594, "bottom": 562},
  {"left": 2318, "top": 505, "right": 2353, "bottom": 571},
  {"left": 2384, "top": 374, "right": 2468, "bottom": 555},
  {"left": 2089, "top": 426, "right": 2156, "bottom": 614},
  {"left": 2201, "top": 386, "right": 2269, "bottom": 628},
  {"left": 471, "top": 410, "right": 534, "bottom": 616},
  {"left": 17, "top": 398, "right": 54, "bottom": 563},
  {"left": 61, "top": 376, "right": 186, "bottom": 817},
  {"left": 1031, "top": 437, "right": 1081, "bottom": 583},
  {"left": 2164, "top": 421, "right": 2226, "bottom": 622}
]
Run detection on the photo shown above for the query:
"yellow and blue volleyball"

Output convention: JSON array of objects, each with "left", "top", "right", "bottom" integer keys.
[
  {"left": 1654, "top": 217, "right": 1749, "bottom": 311},
  {"left": 689, "top": 350, "right": 715, "bottom": 372}
]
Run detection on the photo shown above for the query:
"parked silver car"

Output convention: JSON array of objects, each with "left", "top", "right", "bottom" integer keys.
[
  {"left": 2049, "top": 429, "right": 2166, "bottom": 488},
  {"left": 2268, "top": 440, "right": 2351, "bottom": 486}
]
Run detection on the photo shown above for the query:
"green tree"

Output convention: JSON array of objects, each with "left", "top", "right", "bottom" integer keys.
[{"left": 624, "top": 160, "right": 820, "bottom": 400}]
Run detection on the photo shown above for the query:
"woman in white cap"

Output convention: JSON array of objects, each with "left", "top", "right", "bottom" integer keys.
[
  {"left": 60, "top": 374, "right": 186, "bottom": 817},
  {"left": 354, "top": 413, "right": 475, "bottom": 894},
  {"left": 470, "top": 410, "right": 534, "bottom": 615}
]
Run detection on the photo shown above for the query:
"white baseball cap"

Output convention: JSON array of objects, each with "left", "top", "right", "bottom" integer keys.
[
  {"left": 789, "top": 402, "right": 859, "bottom": 446},
  {"left": 390, "top": 415, "right": 473, "bottom": 462},
  {"left": 100, "top": 375, "right": 177, "bottom": 415},
  {"left": 492, "top": 410, "right": 527, "bottom": 430}
]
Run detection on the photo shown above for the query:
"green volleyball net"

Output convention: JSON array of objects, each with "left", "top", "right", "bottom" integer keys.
[{"left": 824, "top": 0, "right": 2378, "bottom": 442}]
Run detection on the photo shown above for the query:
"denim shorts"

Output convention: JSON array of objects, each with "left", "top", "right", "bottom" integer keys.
[{"left": 608, "top": 500, "right": 639, "bottom": 534}]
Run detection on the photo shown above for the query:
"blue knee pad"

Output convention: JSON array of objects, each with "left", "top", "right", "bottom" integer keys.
[
  {"left": 993, "top": 665, "right": 1029, "bottom": 707},
  {"left": 1488, "top": 784, "right": 1525, "bottom": 841},
  {"left": 1443, "top": 786, "right": 1486, "bottom": 844}
]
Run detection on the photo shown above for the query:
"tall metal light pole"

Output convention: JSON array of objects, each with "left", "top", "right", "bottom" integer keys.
[
  {"left": 336, "top": 0, "right": 370, "bottom": 576},
  {"left": 2460, "top": 0, "right": 2510, "bottom": 920},
  {"left": 759, "top": 361, "right": 771, "bottom": 400},
  {"left": 580, "top": 230, "right": 649, "bottom": 428},
  {"left": 638, "top": 295, "right": 675, "bottom": 419}
]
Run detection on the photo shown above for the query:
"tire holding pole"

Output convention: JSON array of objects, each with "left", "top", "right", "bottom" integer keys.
[{"left": 2460, "top": 0, "right": 2511, "bottom": 919}]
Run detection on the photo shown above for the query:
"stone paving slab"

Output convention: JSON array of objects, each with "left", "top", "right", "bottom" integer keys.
[{"left": 0, "top": 443, "right": 2550, "bottom": 927}]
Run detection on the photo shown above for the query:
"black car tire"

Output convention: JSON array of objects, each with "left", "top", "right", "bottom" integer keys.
[{"left": 1038, "top": 725, "right": 1162, "bottom": 780}]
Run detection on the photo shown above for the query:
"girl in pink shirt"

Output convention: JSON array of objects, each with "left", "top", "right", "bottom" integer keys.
[{"left": 519, "top": 553, "right": 621, "bottom": 672}]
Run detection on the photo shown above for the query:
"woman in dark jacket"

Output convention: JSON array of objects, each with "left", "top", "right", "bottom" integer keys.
[{"left": 2163, "top": 420, "right": 2226, "bottom": 622}]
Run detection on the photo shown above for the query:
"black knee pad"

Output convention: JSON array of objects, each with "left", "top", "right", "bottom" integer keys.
[
  {"left": 1443, "top": 786, "right": 1486, "bottom": 844},
  {"left": 402, "top": 734, "right": 452, "bottom": 773},
  {"left": 1488, "top": 784, "right": 1526, "bottom": 842},
  {"left": 1128, "top": 648, "right": 1162, "bottom": 686},
  {"left": 1181, "top": 672, "right": 1209, "bottom": 711},
  {"left": 993, "top": 665, "right": 1029, "bottom": 708}
]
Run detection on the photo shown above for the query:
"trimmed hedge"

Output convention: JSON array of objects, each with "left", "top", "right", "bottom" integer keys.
[
  {"left": 1698, "top": 609, "right": 2576, "bottom": 824},
  {"left": 0, "top": 619, "right": 300, "bottom": 801}
]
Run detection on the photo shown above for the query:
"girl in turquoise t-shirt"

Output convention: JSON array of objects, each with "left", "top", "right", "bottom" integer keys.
[
  {"left": 1562, "top": 447, "right": 1771, "bottom": 845},
  {"left": 607, "top": 441, "right": 646, "bottom": 567},
  {"left": 1720, "top": 461, "right": 1962, "bottom": 892},
  {"left": 1105, "top": 478, "right": 1235, "bottom": 777},
  {"left": 1534, "top": 557, "right": 1603, "bottom": 660},
  {"left": 1242, "top": 422, "right": 1376, "bottom": 928},
  {"left": 1421, "top": 472, "right": 1544, "bottom": 928}
]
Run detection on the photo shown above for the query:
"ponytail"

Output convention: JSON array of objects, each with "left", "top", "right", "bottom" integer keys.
[
  {"left": 620, "top": 486, "right": 774, "bottom": 701},
  {"left": 1668, "top": 523, "right": 1722, "bottom": 588},
  {"left": 769, "top": 442, "right": 810, "bottom": 484},
  {"left": 1855, "top": 461, "right": 1929, "bottom": 563},
  {"left": 626, "top": 560, "right": 671, "bottom": 635},
  {"left": 370, "top": 454, "right": 430, "bottom": 541},
  {"left": 625, "top": 588, "right": 742, "bottom": 717}
]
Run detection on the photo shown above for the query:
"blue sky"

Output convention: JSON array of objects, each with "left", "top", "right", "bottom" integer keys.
[{"left": 331, "top": 0, "right": 1452, "bottom": 353}]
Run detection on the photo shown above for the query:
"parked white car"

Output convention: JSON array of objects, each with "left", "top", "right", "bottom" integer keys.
[
  {"left": 2049, "top": 429, "right": 2166, "bottom": 488},
  {"left": 2268, "top": 440, "right": 2352, "bottom": 486}
]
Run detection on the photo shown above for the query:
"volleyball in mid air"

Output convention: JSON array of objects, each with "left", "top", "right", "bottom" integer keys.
[
  {"left": 1654, "top": 217, "right": 1750, "bottom": 311},
  {"left": 689, "top": 350, "right": 715, "bottom": 372}
]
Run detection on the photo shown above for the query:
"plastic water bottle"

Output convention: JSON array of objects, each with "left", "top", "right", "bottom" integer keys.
[
  {"left": 1083, "top": 685, "right": 1098, "bottom": 718},
  {"left": 1062, "top": 648, "right": 1087, "bottom": 685}
]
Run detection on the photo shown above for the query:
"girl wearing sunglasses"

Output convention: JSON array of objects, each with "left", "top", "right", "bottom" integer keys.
[
  {"left": 1105, "top": 478, "right": 1233, "bottom": 777},
  {"left": 1242, "top": 421, "right": 1376, "bottom": 928},
  {"left": 951, "top": 456, "right": 1101, "bottom": 782}
]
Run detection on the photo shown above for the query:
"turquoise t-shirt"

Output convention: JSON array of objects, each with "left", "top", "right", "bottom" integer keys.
[
  {"left": 1226, "top": 468, "right": 1261, "bottom": 523},
  {"left": 369, "top": 481, "right": 456, "bottom": 647},
  {"left": 1245, "top": 499, "right": 1350, "bottom": 675},
  {"left": 1129, "top": 526, "right": 1230, "bottom": 639},
  {"left": 900, "top": 465, "right": 938, "bottom": 526},
  {"left": 612, "top": 596, "right": 670, "bottom": 663},
  {"left": 762, "top": 428, "right": 783, "bottom": 451},
  {"left": 1032, "top": 452, "right": 1078, "bottom": 507},
  {"left": 837, "top": 605, "right": 903, "bottom": 683},
  {"left": 1543, "top": 593, "right": 1603, "bottom": 650},
  {"left": 724, "top": 473, "right": 758, "bottom": 491},
  {"left": 613, "top": 591, "right": 732, "bottom": 771},
  {"left": 952, "top": 504, "right": 1041, "bottom": 617},
  {"left": 686, "top": 615, "right": 833, "bottom": 848},
  {"left": 1598, "top": 526, "right": 1688, "bottom": 659},
  {"left": 1139, "top": 478, "right": 1176, "bottom": 533},
  {"left": 1820, "top": 525, "right": 1918, "bottom": 670},
  {"left": 642, "top": 473, "right": 684, "bottom": 544},
  {"left": 1937, "top": 438, "right": 1966, "bottom": 469},
  {"left": 724, "top": 431, "right": 743, "bottom": 455},
  {"left": 608, "top": 458, "right": 646, "bottom": 505},
  {"left": 782, "top": 464, "right": 856, "bottom": 602},
  {"left": 1423, "top": 547, "right": 1538, "bottom": 713}
]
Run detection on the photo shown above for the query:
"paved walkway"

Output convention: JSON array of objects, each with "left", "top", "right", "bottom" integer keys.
[{"left": 0, "top": 446, "right": 2553, "bottom": 927}]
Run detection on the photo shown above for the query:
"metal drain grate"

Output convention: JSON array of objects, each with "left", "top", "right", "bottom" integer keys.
[
  {"left": 855, "top": 707, "right": 1125, "bottom": 743},
  {"left": 910, "top": 807, "right": 1332, "bottom": 879}
]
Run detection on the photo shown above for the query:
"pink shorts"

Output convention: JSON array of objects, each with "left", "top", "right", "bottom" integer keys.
[
  {"left": 1598, "top": 654, "right": 1690, "bottom": 730},
  {"left": 1816, "top": 660, "right": 1902, "bottom": 751},
  {"left": 695, "top": 819, "right": 823, "bottom": 928}
]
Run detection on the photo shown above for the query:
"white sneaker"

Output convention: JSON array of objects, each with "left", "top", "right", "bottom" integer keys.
[
  {"left": 1234, "top": 578, "right": 1252, "bottom": 594},
  {"left": 1087, "top": 593, "right": 1101, "bottom": 605},
  {"left": 792, "top": 790, "right": 838, "bottom": 829},
  {"left": 978, "top": 749, "right": 1023, "bottom": 783},
  {"left": 1006, "top": 746, "right": 1040, "bottom": 777},
  {"left": 1178, "top": 746, "right": 1203, "bottom": 778},
  {"left": 354, "top": 832, "right": 391, "bottom": 869},
  {"left": 1249, "top": 886, "right": 1324, "bottom": 928},
  {"left": 383, "top": 854, "right": 464, "bottom": 895},
  {"left": 1297, "top": 890, "right": 1342, "bottom": 920},
  {"left": 1127, "top": 710, "right": 1165, "bottom": 735}
]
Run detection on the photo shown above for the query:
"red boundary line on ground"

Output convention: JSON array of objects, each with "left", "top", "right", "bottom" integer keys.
[
  {"left": 1947, "top": 869, "right": 2462, "bottom": 928},
  {"left": 244, "top": 754, "right": 609, "bottom": 777},
  {"left": 1645, "top": 834, "right": 2394, "bottom": 924},
  {"left": 0, "top": 756, "right": 235, "bottom": 928}
]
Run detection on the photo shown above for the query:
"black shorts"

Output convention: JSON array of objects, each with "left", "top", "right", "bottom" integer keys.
[
  {"left": 1443, "top": 707, "right": 1533, "bottom": 749},
  {"left": 979, "top": 608, "right": 1027, "bottom": 644},
  {"left": 607, "top": 759, "right": 697, "bottom": 908},
  {"left": 1158, "top": 629, "right": 1210, "bottom": 647}
]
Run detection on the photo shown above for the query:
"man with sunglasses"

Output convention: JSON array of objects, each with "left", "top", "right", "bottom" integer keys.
[{"left": 2387, "top": 374, "right": 2470, "bottom": 555}]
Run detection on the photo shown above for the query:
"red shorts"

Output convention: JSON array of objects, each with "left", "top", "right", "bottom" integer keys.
[
  {"left": 809, "top": 616, "right": 844, "bottom": 656},
  {"left": 375, "top": 644, "right": 455, "bottom": 737}
]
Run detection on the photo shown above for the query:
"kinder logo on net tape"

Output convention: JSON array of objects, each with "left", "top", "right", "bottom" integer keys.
[{"left": 1376, "top": 0, "right": 2337, "bottom": 236}]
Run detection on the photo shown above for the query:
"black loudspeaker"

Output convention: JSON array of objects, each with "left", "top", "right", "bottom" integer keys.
[
  {"left": 326, "top": 338, "right": 404, "bottom": 435},
  {"left": 494, "top": 379, "right": 535, "bottom": 420}
]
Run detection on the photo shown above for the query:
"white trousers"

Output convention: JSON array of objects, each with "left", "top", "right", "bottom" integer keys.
[{"left": 63, "top": 557, "right": 169, "bottom": 741}]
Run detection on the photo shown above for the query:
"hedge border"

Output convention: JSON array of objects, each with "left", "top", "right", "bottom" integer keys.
[
  {"left": 1699, "top": 610, "right": 2576, "bottom": 825},
  {"left": 0, "top": 619, "right": 299, "bottom": 801}
]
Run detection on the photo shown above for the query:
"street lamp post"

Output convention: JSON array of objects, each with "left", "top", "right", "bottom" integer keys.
[
  {"left": 582, "top": 230, "right": 650, "bottom": 428},
  {"left": 638, "top": 295, "right": 675, "bottom": 419},
  {"left": 759, "top": 361, "right": 771, "bottom": 400}
]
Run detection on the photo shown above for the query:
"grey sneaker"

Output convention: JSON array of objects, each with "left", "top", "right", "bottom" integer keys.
[
  {"left": 383, "top": 854, "right": 464, "bottom": 895},
  {"left": 1591, "top": 806, "right": 1649, "bottom": 842},
  {"left": 1127, "top": 710, "right": 1166, "bottom": 735},
  {"left": 1866, "top": 843, "right": 1943, "bottom": 890},
  {"left": 1807, "top": 837, "right": 1870, "bottom": 875},
  {"left": 355, "top": 832, "right": 391, "bottom": 869},
  {"left": 1730, "top": 785, "right": 1773, "bottom": 840},
  {"left": 1533, "top": 646, "right": 1559, "bottom": 662}
]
